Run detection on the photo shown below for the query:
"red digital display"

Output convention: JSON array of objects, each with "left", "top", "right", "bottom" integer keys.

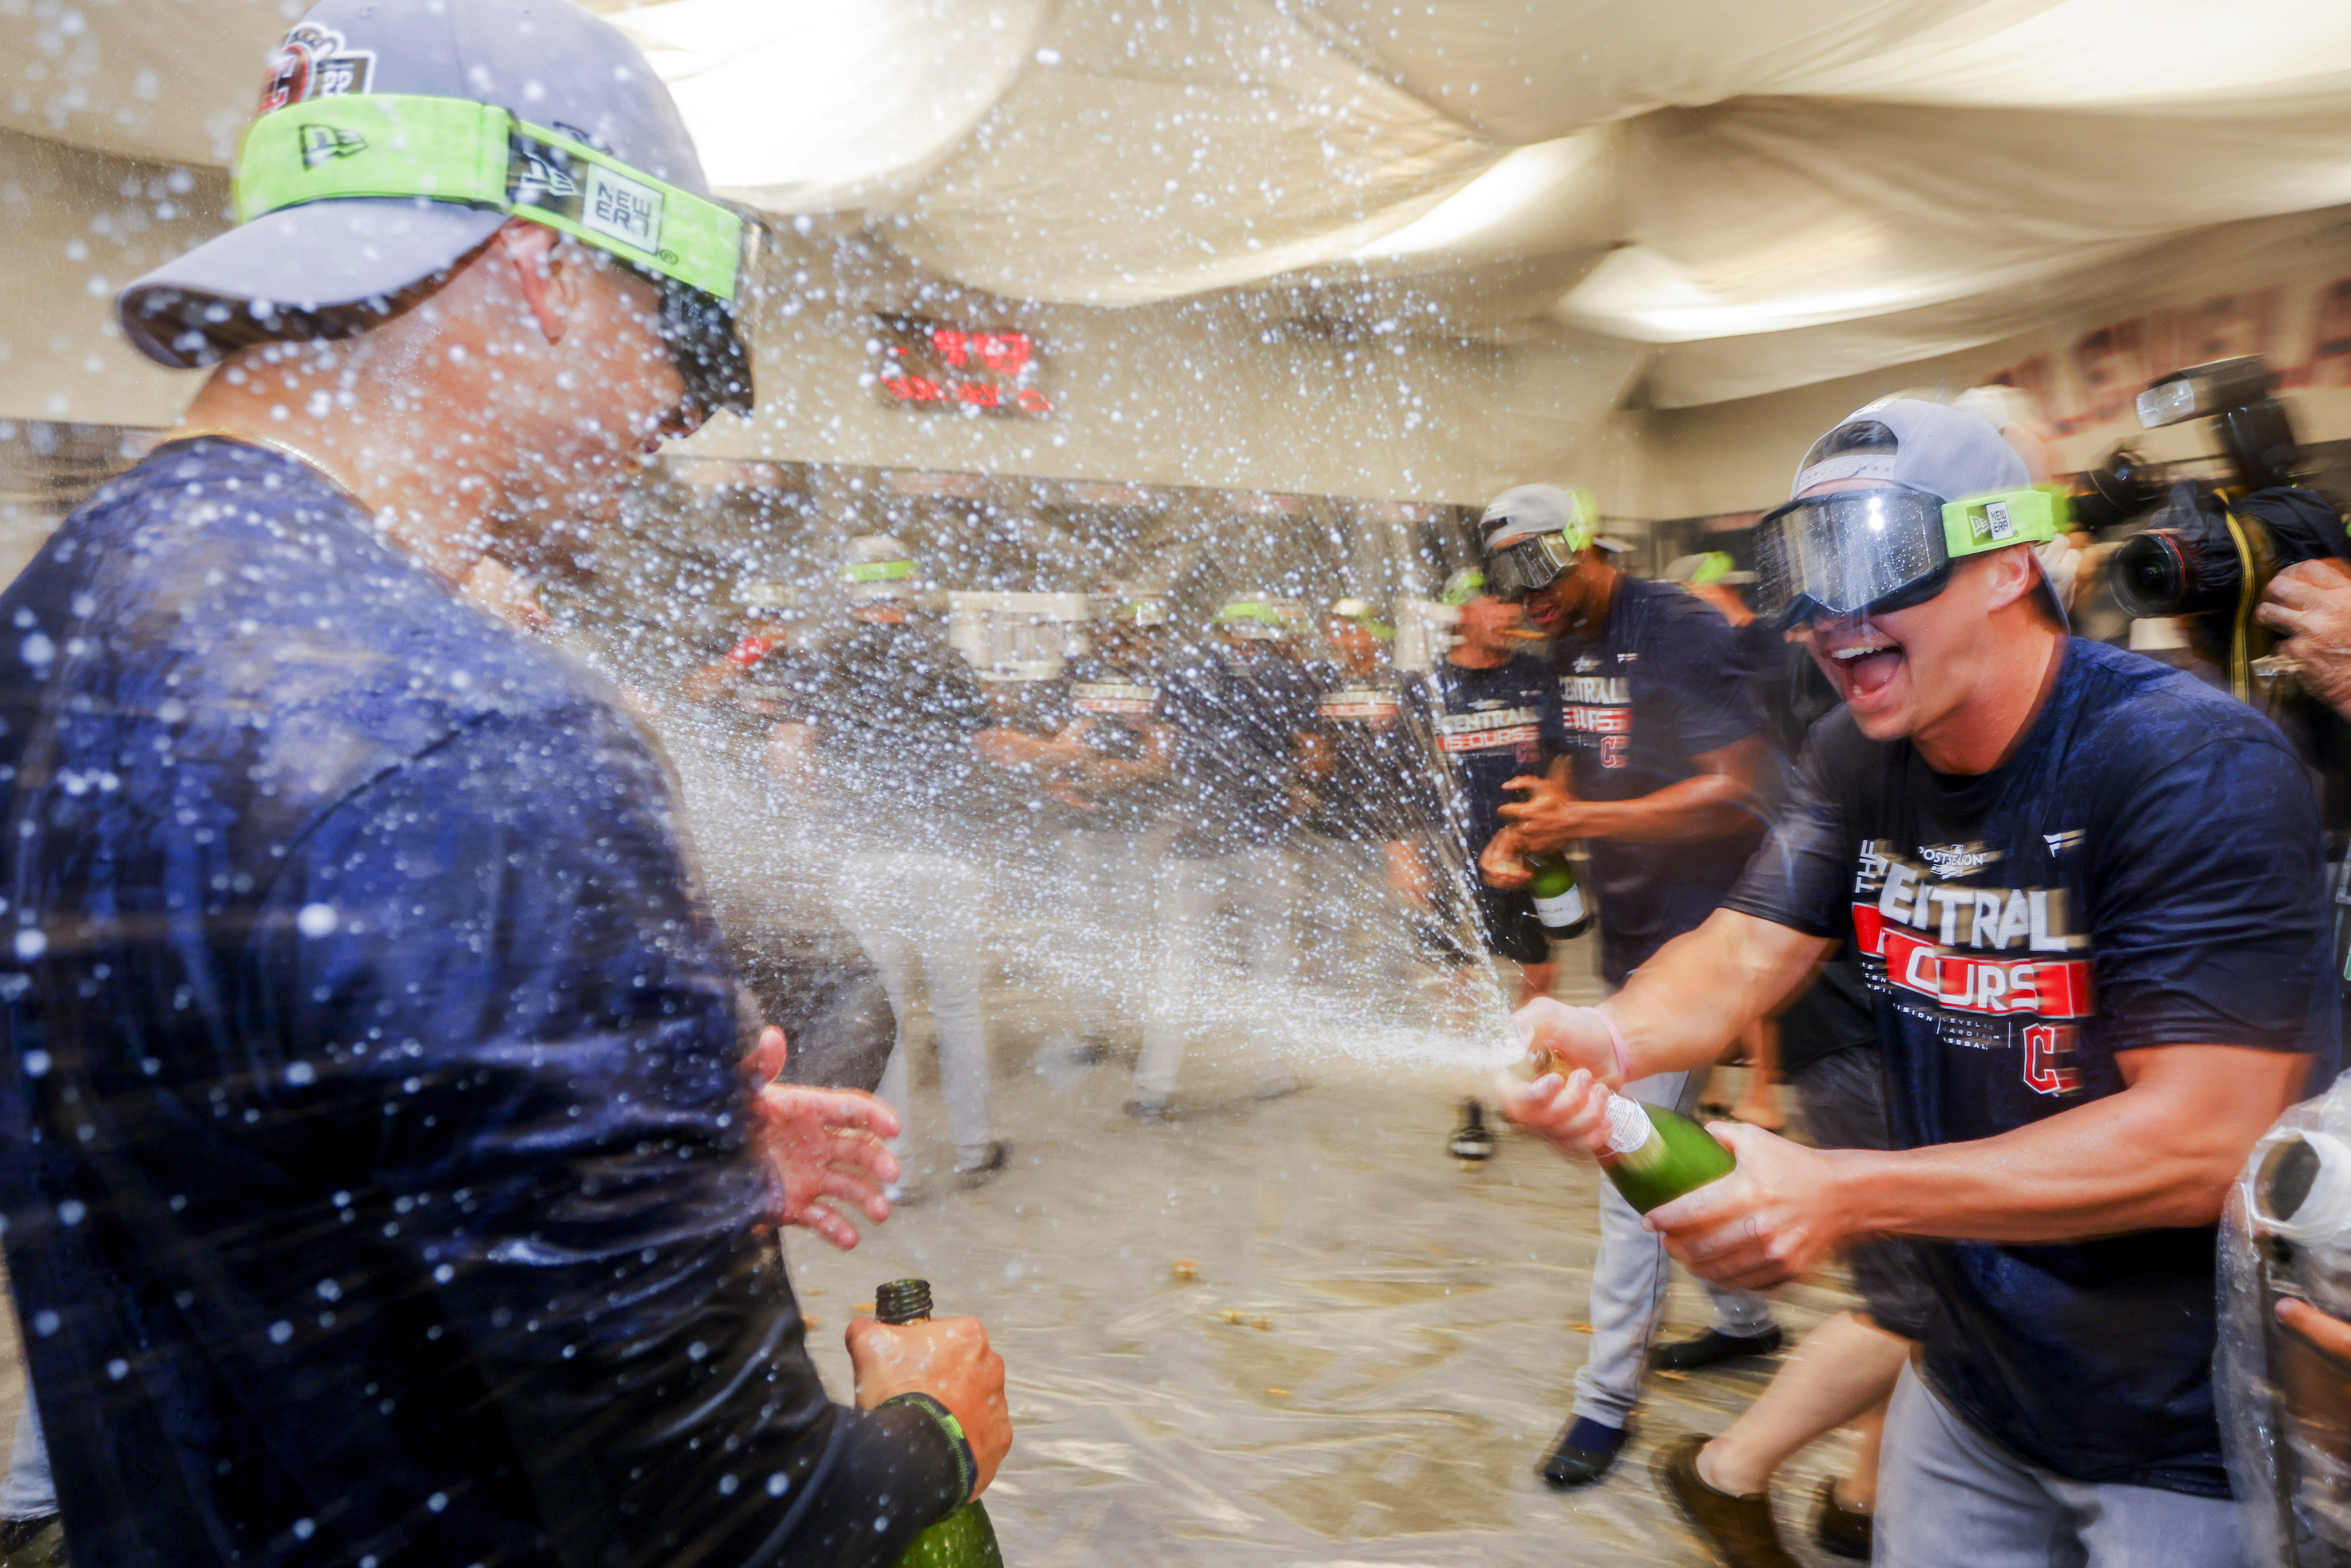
[{"left": 870, "top": 316, "right": 1052, "bottom": 417}]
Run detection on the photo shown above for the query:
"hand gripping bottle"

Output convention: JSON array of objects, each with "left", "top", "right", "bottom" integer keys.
[
  {"left": 878, "top": 1279, "right": 1005, "bottom": 1568},
  {"left": 1596, "top": 1091, "right": 1736, "bottom": 1214},
  {"left": 1525, "top": 851, "right": 1592, "bottom": 940},
  {"left": 1525, "top": 1027, "right": 1735, "bottom": 1214}
]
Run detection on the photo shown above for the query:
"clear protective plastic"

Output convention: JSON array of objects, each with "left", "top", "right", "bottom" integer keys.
[{"left": 2220, "top": 1070, "right": 2351, "bottom": 1568}]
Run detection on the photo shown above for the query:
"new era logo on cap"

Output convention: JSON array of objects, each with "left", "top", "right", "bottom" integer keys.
[{"left": 299, "top": 125, "right": 367, "bottom": 168}]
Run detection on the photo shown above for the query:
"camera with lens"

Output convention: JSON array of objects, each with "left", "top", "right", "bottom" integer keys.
[{"left": 2090, "top": 356, "right": 2349, "bottom": 692}]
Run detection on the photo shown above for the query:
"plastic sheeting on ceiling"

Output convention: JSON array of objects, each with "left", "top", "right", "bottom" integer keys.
[{"left": 6, "top": 0, "right": 2351, "bottom": 408}]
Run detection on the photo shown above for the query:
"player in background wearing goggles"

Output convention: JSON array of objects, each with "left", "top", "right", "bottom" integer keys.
[
  {"left": 1475, "top": 483, "right": 1787, "bottom": 1493},
  {"left": 0, "top": 3, "right": 1010, "bottom": 1565},
  {"left": 1501, "top": 397, "right": 2335, "bottom": 1568}
]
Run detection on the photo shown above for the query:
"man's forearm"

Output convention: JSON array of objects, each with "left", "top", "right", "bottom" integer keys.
[
  {"left": 1560, "top": 774, "right": 1766, "bottom": 845},
  {"left": 1589, "top": 910, "right": 1829, "bottom": 1080},
  {"left": 1826, "top": 1046, "right": 2309, "bottom": 1243}
]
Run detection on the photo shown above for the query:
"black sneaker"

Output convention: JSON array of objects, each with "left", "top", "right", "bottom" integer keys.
[
  {"left": 954, "top": 1140, "right": 1011, "bottom": 1188},
  {"left": 1652, "top": 1434, "right": 1800, "bottom": 1568},
  {"left": 1813, "top": 1476, "right": 1873, "bottom": 1560},
  {"left": 1538, "top": 1416, "right": 1627, "bottom": 1490},
  {"left": 1648, "top": 1324, "right": 1784, "bottom": 1372},
  {"left": 0, "top": 1513, "right": 64, "bottom": 1568},
  {"left": 1448, "top": 1099, "right": 1496, "bottom": 1162}
]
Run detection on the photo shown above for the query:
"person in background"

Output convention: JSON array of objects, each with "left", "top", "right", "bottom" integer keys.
[
  {"left": 1299, "top": 597, "right": 1429, "bottom": 1009},
  {"left": 1505, "top": 397, "right": 2331, "bottom": 1568},
  {"left": 1407, "top": 567, "right": 1558, "bottom": 1008},
  {"left": 1134, "top": 597, "right": 1323, "bottom": 1119},
  {"left": 682, "top": 588, "right": 801, "bottom": 715},
  {"left": 768, "top": 535, "right": 1078, "bottom": 1189},
  {"left": 1476, "top": 486, "right": 1783, "bottom": 1491},
  {"left": 1664, "top": 551, "right": 1792, "bottom": 1132},
  {"left": 0, "top": 3, "right": 1009, "bottom": 1565},
  {"left": 1658, "top": 547, "right": 1927, "bottom": 1567},
  {"left": 1043, "top": 596, "right": 1173, "bottom": 1065}
]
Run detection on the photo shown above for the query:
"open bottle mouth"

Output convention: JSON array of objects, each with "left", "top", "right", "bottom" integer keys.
[{"left": 2255, "top": 1130, "right": 2351, "bottom": 1243}]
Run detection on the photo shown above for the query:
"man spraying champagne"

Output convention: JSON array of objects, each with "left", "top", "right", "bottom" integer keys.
[{"left": 1501, "top": 398, "right": 2333, "bottom": 1568}]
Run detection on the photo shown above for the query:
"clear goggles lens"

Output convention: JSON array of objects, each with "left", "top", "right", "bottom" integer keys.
[
  {"left": 1753, "top": 490, "right": 1953, "bottom": 625},
  {"left": 1484, "top": 534, "right": 1581, "bottom": 603}
]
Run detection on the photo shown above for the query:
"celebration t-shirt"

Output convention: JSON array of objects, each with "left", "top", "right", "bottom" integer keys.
[
  {"left": 1406, "top": 652, "right": 1554, "bottom": 857},
  {"left": 1722, "top": 636, "right": 2335, "bottom": 1494},
  {"left": 1307, "top": 664, "right": 1432, "bottom": 844},
  {"left": 1156, "top": 641, "right": 1321, "bottom": 857},
  {"left": 1052, "top": 655, "right": 1166, "bottom": 834},
  {"left": 1543, "top": 576, "right": 1766, "bottom": 984},
  {"left": 767, "top": 620, "right": 1004, "bottom": 853}
]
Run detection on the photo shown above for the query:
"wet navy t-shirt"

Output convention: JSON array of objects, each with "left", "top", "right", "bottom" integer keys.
[
  {"left": 1054, "top": 655, "right": 1166, "bottom": 834},
  {"left": 1157, "top": 641, "right": 1321, "bottom": 857},
  {"left": 1723, "top": 637, "right": 2334, "bottom": 1494},
  {"left": 1307, "top": 665, "right": 1434, "bottom": 845},
  {"left": 1544, "top": 577, "right": 1765, "bottom": 984},
  {"left": 1406, "top": 653, "right": 1553, "bottom": 857},
  {"left": 0, "top": 439, "right": 957, "bottom": 1568},
  {"left": 767, "top": 620, "right": 1002, "bottom": 855}
]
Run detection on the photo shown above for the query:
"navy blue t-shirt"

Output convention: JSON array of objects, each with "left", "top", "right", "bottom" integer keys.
[
  {"left": 0, "top": 439, "right": 957, "bottom": 1568},
  {"left": 1723, "top": 637, "right": 2335, "bottom": 1495},
  {"left": 1053, "top": 655, "right": 1166, "bottom": 834},
  {"left": 1157, "top": 641, "right": 1320, "bottom": 857},
  {"left": 1544, "top": 576, "right": 1765, "bottom": 984},
  {"left": 1407, "top": 652, "right": 1553, "bottom": 857},
  {"left": 767, "top": 620, "right": 1002, "bottom": 854},
  {"left": 1306, "top": 664, "right": 1432, "bottom": 845}
]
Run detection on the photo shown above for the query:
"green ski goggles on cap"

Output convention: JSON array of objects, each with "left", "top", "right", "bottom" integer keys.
[
  {"left": 236, "top": 94, "right": 754, "bottom": 418},
  {"left": 841, "top": 560, "right": 916, "bottom": 585},
  {"left": 1754, "top": 485, "right": 2063, "bottom": 627}
]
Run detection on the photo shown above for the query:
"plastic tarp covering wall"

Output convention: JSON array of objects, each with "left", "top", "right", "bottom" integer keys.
[{"left": 8, "top": 0, "right": 2351, "bottom": 439}]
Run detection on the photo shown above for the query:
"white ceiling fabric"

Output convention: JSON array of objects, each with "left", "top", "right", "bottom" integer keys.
[{"left": 7, "top": 0, "right": 2351, "bottom": 409}]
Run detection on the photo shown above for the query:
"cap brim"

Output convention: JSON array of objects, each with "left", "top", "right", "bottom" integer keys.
[{"left": 118, "top": 200, "right": 510, "bottom": 369}]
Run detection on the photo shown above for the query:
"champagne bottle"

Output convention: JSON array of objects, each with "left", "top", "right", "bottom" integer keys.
[
  {"left": 1594, "top": 1092, "right": 1735, "bottom": 1214},
  {"left": 1525, "top": 851, "right": 1592, "bottom": 940},
  {"left": 878, "top": 1279, "right": 1004, "bottom": 1568}
]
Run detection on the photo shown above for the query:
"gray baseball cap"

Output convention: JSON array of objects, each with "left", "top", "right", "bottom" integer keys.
[
  {"left": 1789, "top": 396, "right": 2027, "bottom": 502},
  {"left": 118, "top": 0, "right": 718, "bottom": 370}
]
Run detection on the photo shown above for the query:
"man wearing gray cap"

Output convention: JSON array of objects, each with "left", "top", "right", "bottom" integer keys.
[
  {"left": 0, "top": 4, "right": 1008, "bottom": 1566},
  {"left": 1503, "top": 398, "right": 2330, "bottom": 1567},
  {"left": 1475, "top": 482, "right": 1781, "bottom": 1491}
]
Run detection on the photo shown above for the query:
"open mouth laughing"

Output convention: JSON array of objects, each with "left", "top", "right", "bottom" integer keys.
[{"left": 1814, "top": 621, "right": 1905, "bottom": 702}]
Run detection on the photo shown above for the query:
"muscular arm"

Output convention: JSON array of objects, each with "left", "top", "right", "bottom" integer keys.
[
  {"left": 1510, "top": 733, "right": 1768, "bottom": 847},
  {"left": 1517, "top": 908, "right": 1832, "bottom": 1086},
  {"left": 1649, "top": 1043, "right": 2310, "bottom": 1290}
]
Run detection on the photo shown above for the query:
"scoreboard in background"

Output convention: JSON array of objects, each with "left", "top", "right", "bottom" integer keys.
[{"left": 868, "top": 316, "right": 1053, "bottom": 417}]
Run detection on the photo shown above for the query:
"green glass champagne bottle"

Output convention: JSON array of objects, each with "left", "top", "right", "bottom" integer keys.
[
  {"left": 1525, "top": 851, "right": 1592, "bottom": 940},
  {"left": 879, "top": 1279, "right": 1004, "bottom": 1568},
  {"left": 1594, "top": 1091, "right": 1736, "bottom": 1214}
]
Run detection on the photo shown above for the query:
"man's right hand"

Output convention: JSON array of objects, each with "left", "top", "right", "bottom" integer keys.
[
  {"left": 1494, "top": 998, "right": 1623, "bottom": 1158},
  {"left": 847, "top": 1316, "right": 1012, "bottom": 1499}
]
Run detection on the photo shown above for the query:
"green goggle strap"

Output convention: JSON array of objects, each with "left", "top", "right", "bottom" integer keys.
[
  {"left": 1940, "top": 486, "right": 2064, "bottom": 559},
  {"left": 842, "top": 560, "right": 916, "bottom": 584},
  {"left": 235, "top": 94, "right": 744, "bottom": 301},
  {"left": 1216, "top": 602, "right": 1286, "bottom": 625},
  {"left": 1439, "top": 569, "right": 1485, "bottom": 606}
]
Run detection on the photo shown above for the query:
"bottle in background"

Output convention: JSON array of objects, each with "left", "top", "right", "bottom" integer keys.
[
  {"left": 878, "top": 1279, "right": 1005, "bottom": 1568},
  {"left": 1525, "top": 851, "right": 1591, "bottom": 940}
]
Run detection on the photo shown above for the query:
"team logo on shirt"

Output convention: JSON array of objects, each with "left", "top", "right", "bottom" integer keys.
[
  {"left": 1433, "top": 705, "right": 1540, "bottom": 753},
  {"left": 1560, "top": 674, "right": 1632, "bottom": 768},
  {"left": 1852, "top": 838, "right": 2090, "bottom": 1095},
  {"left": 1920, "top": 841, "right": 2002, "bottom": 879},
  {"left": 1072, "top": 681, "right": 1157, "bottom": 717},
  {"left": 1318, "top": 688, "right": 1399, "bottom": 724}
]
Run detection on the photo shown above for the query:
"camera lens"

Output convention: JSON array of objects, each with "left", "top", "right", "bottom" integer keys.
[{"left": 2109, "top": 526, "right": 2242, "bottom": 619}]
